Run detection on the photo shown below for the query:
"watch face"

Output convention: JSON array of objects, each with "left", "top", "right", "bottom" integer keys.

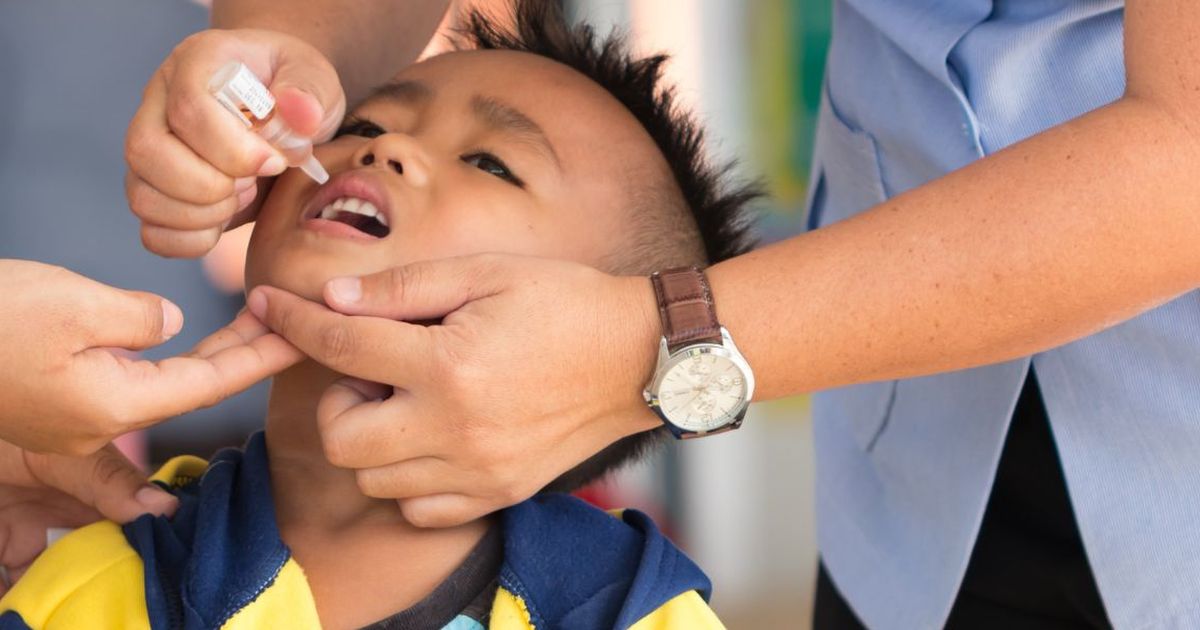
[{"left": 656, "top": 350, "right": 749, "bottom": 432}]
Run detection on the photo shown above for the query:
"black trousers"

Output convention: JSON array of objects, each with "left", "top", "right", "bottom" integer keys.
[{"left": 813, "top": 373, "right": 1112, "bottom": 629}]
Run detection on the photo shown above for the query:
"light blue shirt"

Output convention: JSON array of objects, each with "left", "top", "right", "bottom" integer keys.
[{"left": 808, "top": 1, "right": 1200, "bottom": 628}]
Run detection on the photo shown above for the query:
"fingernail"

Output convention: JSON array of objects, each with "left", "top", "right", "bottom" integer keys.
[
  {"left": 233, "top": 176, "right": 256, "bottom": 193},
  {"left": 161, "top": 300, "right": 184, "bottom": 339},
  {"left": 247, "top": 288, "right": 267, "bottom": 320},
  {"left": 135, "top": 485, "right": 178, "bottom": 515},
  {"left": 258, "top": 154, "right": 287, "bottom": 177},
  {"left": 327, "top": 277, "right": 362, "bottom": 304}
]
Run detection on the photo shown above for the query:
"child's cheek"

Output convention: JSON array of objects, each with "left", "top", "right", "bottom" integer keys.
[
  {"left": 430, "top": 214, "right": 550, "bottom": 260},
  {"left": 258, "top": 173, "right": 308, "bottom": 227}
]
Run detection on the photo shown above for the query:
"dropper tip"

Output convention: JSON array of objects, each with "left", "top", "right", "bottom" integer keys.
[{"left": 299, "top": 155, "right": 329, "bottom": 184}]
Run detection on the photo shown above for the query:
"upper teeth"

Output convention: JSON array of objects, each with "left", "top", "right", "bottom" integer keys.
[{"left": 318, "top": 197, "right": 387, "bottom": 226}]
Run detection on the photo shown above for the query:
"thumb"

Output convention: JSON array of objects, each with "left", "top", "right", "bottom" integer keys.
[
  {"left": 24, "top": 446, "right": 178, "bottom": 523},
  {"left": 86, "top": 287, "right": 185, "bottom": 350},
  {"left": 322, "top": 255, "right": 512, "bottom": 320},
  {"left": 269, "top": 55, "right": 346, "bottom": 142}
]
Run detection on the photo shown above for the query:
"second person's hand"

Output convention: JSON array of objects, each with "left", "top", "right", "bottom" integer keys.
[
  {"left": 0, "top": 260, "right": 303, "bottom": 456},
  {"left": 126, "top": 28, "right": 346, "bottom": 258},
  {"left": 0, "top": 439, "right": 180, "bottom": 596}
]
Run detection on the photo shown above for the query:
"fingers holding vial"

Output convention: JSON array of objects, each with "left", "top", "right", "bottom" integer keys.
[{"left": 127, "top": 30, "right": 335, "bottom": 257}]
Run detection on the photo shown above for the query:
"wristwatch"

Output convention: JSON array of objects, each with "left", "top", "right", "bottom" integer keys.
[{"left": 643, "top": 267, "right": 755, "bottom": 438}]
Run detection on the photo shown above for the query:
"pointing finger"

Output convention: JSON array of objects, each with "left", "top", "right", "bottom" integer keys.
[
  {"left": 248, "top": 285, "right": 434, "bottom": 385},
  {"left": 74, "top": 319, "right": 303, "bottom": 430},
  {"left": 188, "top": 309, "right": 279, "bottom": 359}
]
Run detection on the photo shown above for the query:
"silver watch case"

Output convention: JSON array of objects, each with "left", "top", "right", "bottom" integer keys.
[{"left": 643, "top": 327, "right": 755, "bottom": 439}]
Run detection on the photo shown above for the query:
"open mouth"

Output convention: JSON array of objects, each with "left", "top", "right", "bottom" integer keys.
[{"left": 313, "top": 197, "right": 391, "bottom": 238}]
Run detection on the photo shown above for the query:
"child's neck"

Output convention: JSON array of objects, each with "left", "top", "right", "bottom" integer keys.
[
  {"left": 265, "top": 360, "right": 491, "bottom": 629},
  {"left": 264, "top": 360, "right": 390, "bottom": 527}
]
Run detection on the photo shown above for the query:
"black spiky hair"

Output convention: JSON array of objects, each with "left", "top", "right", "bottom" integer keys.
[{"left": 460, "top": 0, "right": 761, "bottom": 266}]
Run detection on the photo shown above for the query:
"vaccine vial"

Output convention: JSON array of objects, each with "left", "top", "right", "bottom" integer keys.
[{"left": 208, "top": 61, "right": 329, "bottom": 184}]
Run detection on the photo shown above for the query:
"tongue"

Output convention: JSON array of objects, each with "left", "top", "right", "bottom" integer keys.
[{"left": 330, "top": 210, "right": 389, "bottom": 238}]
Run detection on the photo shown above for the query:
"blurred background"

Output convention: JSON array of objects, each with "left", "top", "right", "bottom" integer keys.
[{"left": 0, "top": 1, "right": 828, "bottom": 626}]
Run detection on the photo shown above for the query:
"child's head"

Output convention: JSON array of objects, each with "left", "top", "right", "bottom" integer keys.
[{"left": 246, "top": 0, "right": 761, "bottom": 492}]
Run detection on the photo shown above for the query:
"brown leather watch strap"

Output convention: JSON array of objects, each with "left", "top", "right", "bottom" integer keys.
[{"left": 650, "top": 267, "right": 722, "bottom": 353}]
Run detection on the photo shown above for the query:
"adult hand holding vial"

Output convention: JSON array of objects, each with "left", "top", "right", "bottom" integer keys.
[{"left": 125, "top": 29, "right": 347, "bottom": 258}]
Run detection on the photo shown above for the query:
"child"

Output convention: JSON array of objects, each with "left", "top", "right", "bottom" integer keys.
[{"left": 0, "top": 1, "right": 759, "bottom": 628}]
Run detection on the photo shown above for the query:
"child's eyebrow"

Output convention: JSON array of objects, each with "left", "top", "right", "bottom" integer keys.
[
  {"left": 366, "top": 80, "right": 434, "bottom": 106},
  {"left": 470, "top": 95, "right": 562, "bottom": 169},
  {"left": 366, "top": 80, "right": 561, "bottom": 169}
]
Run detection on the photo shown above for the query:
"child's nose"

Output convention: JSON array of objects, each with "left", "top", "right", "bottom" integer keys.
[
  {"left": 351, "top": 135, "right": 430, "bottom": 187},
  {"left": 359, "top": 152, "right": 402, "bottom": 174}
]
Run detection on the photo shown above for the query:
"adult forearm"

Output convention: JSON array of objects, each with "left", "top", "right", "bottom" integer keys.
[
  {"left": 709, "top": 95, "right": 1200, "bottom": 400},
  {"left": 211, "top": 0, "right": 451, "bottom": 105}
]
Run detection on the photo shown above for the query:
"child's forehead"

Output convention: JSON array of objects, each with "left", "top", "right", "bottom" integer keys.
[
  {"left": 406, "top": 48, "right": 567, "bottom": 79},
  {"left": 358, "top": 49, "right": 606, "bottom": 115}
]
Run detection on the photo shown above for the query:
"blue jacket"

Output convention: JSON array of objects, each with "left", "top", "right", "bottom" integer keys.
[{"left": 0, "top": 433, "right": 721, "bottom": 629}]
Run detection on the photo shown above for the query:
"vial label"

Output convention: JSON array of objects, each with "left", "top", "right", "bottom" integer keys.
[{"left": 212, "top": 63, "right": 275, "bottom": 127}]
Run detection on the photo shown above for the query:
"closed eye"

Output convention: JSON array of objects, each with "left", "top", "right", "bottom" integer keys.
[
  {"left": 462, "top": 152, "right": 524, "bottom": 187},
  {"left": 334, "top": 117, "right": 386, "bottom": 139}
]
